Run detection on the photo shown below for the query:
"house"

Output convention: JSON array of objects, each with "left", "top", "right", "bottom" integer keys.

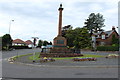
[
  {"left": 12, "top": 39, "right": 33, "bottom": 47},
  {"left": 12, "top": 39, "right": 25, "bottom": 46},
  {"left": 25, "top": 40, "right": 33, "bottom": 47},
  {"left": 91, "top": 26, "right": 119, "bottom": 46}
]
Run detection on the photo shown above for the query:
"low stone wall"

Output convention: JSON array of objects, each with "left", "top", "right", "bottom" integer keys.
[
  {"left": 50, "top": 48, "right": 72, "bottom": 53},
  {"left": 40, "top": 53, "right": 83, "bottom": 57}
]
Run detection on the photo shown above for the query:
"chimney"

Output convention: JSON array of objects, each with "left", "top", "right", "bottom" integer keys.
[{"left": 112, "top": 26, "right": 115, "bottom": 30}]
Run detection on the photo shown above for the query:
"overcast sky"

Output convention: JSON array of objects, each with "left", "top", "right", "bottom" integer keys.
[{"left": 0, "top": 0, "right": 119, "bottom": 42}]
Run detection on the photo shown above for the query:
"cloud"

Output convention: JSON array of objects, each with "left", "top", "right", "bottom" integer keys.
[
  {"left": 89, "top": 3, "right": 103, "bottom": 12},
  {"left": 0, "top": 0, "right": 119, "bottom": 41},
  {"left": 0, "top": 0, "right": 119, "bottom": 2}
]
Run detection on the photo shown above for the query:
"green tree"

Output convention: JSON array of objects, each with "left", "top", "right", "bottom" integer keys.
[
  {"left": 38, "top": 40, "right": 43, "bottom": 47},
  {"left": 43, "top": 40, "right": 49, "bottom": 46},
  {"left": 73, "top": 28, "right": 91, "bottom": 49},
  {"left": 49, "top": 41, "right": 52, "bottom": 45},
  {"left": 2, "top": 34, "right": 13, "bottom": 50},
  {"left": 65, "top": 29, "right": 75, "bottom": 47},
  {"left": 62, "top": 25, "right": 73, "bottom": 37},
  {"left": 65, "top": 27, "right": 91, "bottom": 49},
  {"left": 84, "top": 13, "right": 105, "bottom": 36}
]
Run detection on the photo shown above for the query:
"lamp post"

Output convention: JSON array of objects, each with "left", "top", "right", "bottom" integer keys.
[
  {"left": 31, "top": 37, "right": 39, "bottom": 62},
  {"left": 7, "top": 20, "right": 14, "bottom": 50},
  {"left": 9, "top": 20, "right": 14, "bottom": 34}
]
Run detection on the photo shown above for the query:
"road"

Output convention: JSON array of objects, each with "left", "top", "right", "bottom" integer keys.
[
  {"left": 1, "top": 49, "right": 119, "bottom": 79},
  {"left": 2, "top": 48, "right": 41, "bottom": 59}
]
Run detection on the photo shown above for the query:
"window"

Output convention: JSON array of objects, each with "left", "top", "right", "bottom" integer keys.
[{"left": 102, "top": 35, "right": 105, "bottom": 39}]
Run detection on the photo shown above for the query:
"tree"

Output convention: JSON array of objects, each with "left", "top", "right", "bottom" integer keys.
[
  {"left": 2, "top": 34, "right": 13, "bottom": 50},
  {"left": 38, "top": 40, "right": 43, "bottom": 47},
  {"left": 65, "top": 27, "right": 91, "bottom": 49},
  {"left": 49, "top": 41, "right": 52, "bottom": 45},
  {"left": 84, "top": 13, "right": 105, "bottom": 36},
  {"left": 43, "top": 40, "right": 49, "bottom": 46},
  {"left": 73, "top": 28, "right": 91, "bottom": 49},
  {"left": 62, "top": 25, "right": 73, "bottom": 37},
  {"left": 65, "top": 29, "right": 75, "bottom": 47}
]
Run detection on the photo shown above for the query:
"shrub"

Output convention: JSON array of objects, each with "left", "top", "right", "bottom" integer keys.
[{"left": 10, "top": 46, "right": 30, "bottom": 49}]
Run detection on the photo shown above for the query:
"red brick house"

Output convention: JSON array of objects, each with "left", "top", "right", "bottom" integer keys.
[
  {"left": 12, "top": 39, "right": 25, "bottom": 46},
  {"left": 25, "top": 40, "right": 33, "bottom": 47},
  {"left": 25, "top": 40, "right": 33, "bottom": 46},
  {"left": 12, "top": 39, "right": 33, "bottom": 46},
  {"left": 91, "top": 26, "right": 119, "bottom": 46}
]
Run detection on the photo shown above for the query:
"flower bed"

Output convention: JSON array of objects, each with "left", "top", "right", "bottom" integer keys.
[
  {"left": 40, "top": 53, "right": 83, "bottom": 57},
  {"left": 40, "top": 58, "right": 55, "bottom": 62},
  {"left": 73, "top": 57, "right": 97, "bottom": 61}
]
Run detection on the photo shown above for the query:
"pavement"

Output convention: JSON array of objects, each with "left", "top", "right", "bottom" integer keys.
[{"left": 1, "top": 49, "right": 120, "bottom": 78}]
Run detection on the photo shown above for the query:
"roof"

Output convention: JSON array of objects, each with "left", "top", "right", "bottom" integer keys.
[
  {"left": 13, "top": 39, "right": 25, "bottom": 44},
  {"left": 104, "top": 30, "right": 113, "bottom": 37},
  {"left": 92, "top": 30, "right": 115, "bottom": 38},
  {"left": 25, "top": 40, "right": 33, "bottom": 45}
]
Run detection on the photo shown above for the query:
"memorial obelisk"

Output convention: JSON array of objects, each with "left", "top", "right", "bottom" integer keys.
[
  {"left": 58, "top": 4, "right": 63, "bottom": 37},
  {"left": 51, "top": 4, "right": 67, "bottom": 53}
]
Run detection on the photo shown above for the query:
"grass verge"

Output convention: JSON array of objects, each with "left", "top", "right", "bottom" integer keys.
[
  {"left": 12, "top": 53, "right": 33, "bottom": 60},
  {"left": 28, "top": 53, "right": 40, "bottom": 60}
]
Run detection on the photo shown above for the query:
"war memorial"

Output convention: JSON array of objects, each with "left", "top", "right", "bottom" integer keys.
[{"left": 40, "top": 4, "right": 83, "bottom": 57}]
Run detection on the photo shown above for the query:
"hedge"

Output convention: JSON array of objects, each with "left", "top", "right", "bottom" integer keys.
[
  {"left": 97, "top": 45, "right": 119, "bottom": 51},
  {"left": 9, "top": 46, "right": 31, "bottom": 49}
]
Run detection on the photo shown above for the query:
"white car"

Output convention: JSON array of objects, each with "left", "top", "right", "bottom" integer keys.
[{"left": 106, "top": 54, "right": 119, "bottom": 58}]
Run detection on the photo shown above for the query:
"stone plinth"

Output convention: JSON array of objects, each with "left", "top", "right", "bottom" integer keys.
[
  {"left": 50, "top": 36, "right": 68, "bottom": 53},
  {"left": 53, "top": 36, "right": 67, "bottom": 48}
]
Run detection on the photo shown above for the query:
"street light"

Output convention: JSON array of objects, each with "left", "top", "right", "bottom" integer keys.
[
  {"left": 6, "top": 20, "right": 14, "bottom": 50},
  {"left": 9, "top": 20, "right": 14, "bottom": 34},
  {"left": 31, "top": 37, "right": 39, "bottom": 62}
]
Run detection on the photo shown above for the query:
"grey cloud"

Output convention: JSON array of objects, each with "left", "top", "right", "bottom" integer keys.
[{"left": 0, "top": 2, "right": 57, "bottom": 20}]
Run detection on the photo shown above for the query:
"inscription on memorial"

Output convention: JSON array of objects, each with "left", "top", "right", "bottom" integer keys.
[{"left": 57, "top": 40, "right": 64, "bottom": 44}]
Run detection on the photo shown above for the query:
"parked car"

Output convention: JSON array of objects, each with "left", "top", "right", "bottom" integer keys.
[{"left": 105, "top": 54, "right": 119, "bottom": 58}]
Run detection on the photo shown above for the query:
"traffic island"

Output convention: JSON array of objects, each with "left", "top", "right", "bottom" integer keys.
[{"left": 8, "top": 52, "right": 119, "bottom": 68}]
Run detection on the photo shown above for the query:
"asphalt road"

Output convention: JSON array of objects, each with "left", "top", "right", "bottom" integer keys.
[
  {"left": 1, "top": 49, "right": 119, "bottom": 79},
  {"left": 2, "top": 48, "right": 41, "bottom": 59}
]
